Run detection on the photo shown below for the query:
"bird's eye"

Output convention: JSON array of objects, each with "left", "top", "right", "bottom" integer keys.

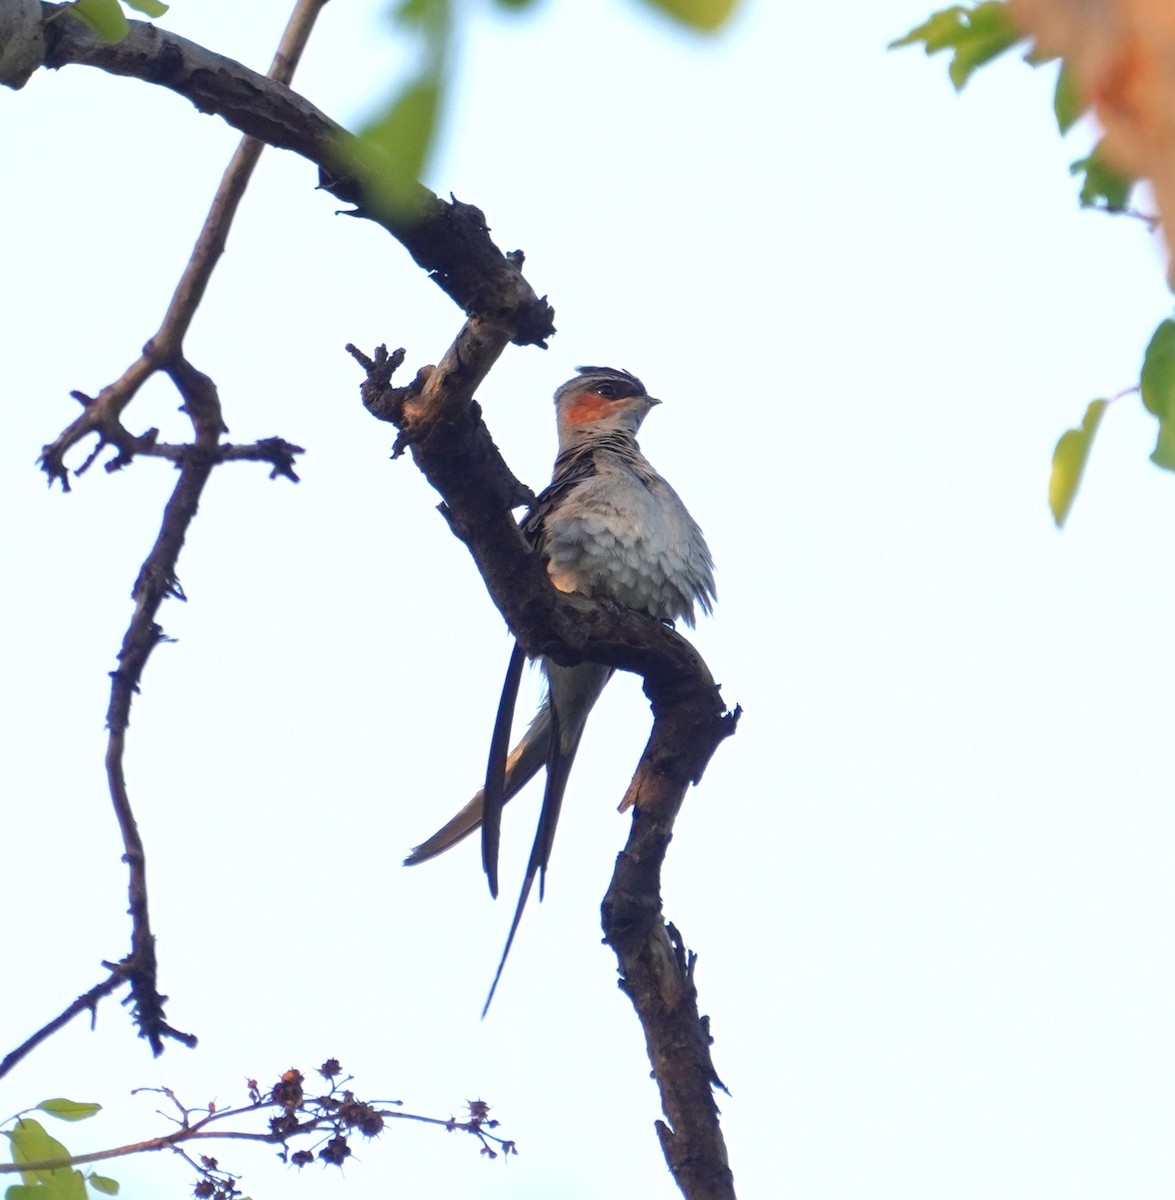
[{"left": 595, "top": 382, "right": 621, "bottom": 399}]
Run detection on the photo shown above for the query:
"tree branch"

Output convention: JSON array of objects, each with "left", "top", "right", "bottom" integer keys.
[
  {"left": 0, "top": 972, "right": 126, "bottom": 1083},
  {"left": 91, "top": 0, "right": 338, "bottom": 1053},
  {"left": 8, "top": 0, "right": 324, "bottom": 1067},
  {"left": 8, "top": 2, "right": 736, "bottom": 1192},
  {"left": 0, "top": 1074, "right": 515, "bottom": 1177},
  {"left": 88, "top": 0, "right": 336, "bottom": 1046},
  {"left": 38, "top": 0, "right": 323, "bottom": 485},
  {"left": 13, "top": 1, "right": 554, "bottom": 347},
  {"left": 350, "top": 340, "right": 739, "bottom": 1200}
]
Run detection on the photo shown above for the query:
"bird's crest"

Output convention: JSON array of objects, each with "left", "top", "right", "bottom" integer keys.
[{"left": 561, "top": 366, "right": 647, "bottom": 399}]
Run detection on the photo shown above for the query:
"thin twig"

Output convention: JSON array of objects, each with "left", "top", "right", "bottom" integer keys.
[
  {"left": 0, "top": 972, "right": 125, "bottom": 1083},
  {"left": 0, "top": 1109, "right": 514, "bottom": 1176},
  {"left": 151, "top": 0, "right": 329, "bottom": 355},
  {"left": 0, "top": 1083, "right": 515, "bottom": 1175},
  {"left": 23, "top": 0, "right": 326, "bottom": 1063},
  {"left": 104, "top": 370, "right": 221, "bottom": 1054},
  {"left": 39, "top": 0, "right": 327, "bottom": 484},
  {"left": 96, "top": 432, "right": 305, "bottom": 480},
  {"left": 32, "top": 4, "right": 555, "bottom": 356}
]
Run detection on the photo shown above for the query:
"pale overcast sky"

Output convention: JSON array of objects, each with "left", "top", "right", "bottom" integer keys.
[{"left": 3, "top": 1, "right": 1174, "bottom": 1197}]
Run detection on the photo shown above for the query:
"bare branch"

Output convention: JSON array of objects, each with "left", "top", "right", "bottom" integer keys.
[
  {"left": 94, "top": 0, "right": 334, "bottom": 1048},
  {"left": 0, "top": 1072, "right": 515, "bottom": 1181},
  {"left": 38, "top": 0, "right": 323, "bottom": 483},
  {"left": 22, "top": 2, "right": 554, "bottom": 347},
  {"left": 24, "top": 0, "right": 326, "bottom": 1063},
  {"left": 603, "top": 773, "right": 739, "bottom": 1200},
  {"left": 43, "top": 404, "right": 304, "bottom": 485},
  {"left": 103, "top": 366, "right": 222, "bottom": 1055},
  {"left": 0, "top": 972, "right": 126, "bottom": 1083}
]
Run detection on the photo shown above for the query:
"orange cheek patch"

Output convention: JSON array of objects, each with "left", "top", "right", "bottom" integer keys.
[{"left": 566, "top": 390, "right": 612, "bottom": 423}]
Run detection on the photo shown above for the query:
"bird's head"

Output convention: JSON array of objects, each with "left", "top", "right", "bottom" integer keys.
[{"left": 553, "top": 366, "right": 660, "bottom": 448}]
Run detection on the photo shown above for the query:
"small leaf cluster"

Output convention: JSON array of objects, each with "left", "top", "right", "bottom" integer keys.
[
  {"left": 1053, "top": 70, "right": 1135, "bottom": 215},
  {"left": 1068, "top": 144, "right": 1135, "bottom": 214},
  {"left": 1045, "top": 322, "right": 1175, "bottom": 526},
  {"left": 889, "top": 2, "right": 1020, "bottom": 90},
  {"left": 1047, "top": 58, "right": 1134, "bottom": 213},
  {"left": 3, "top": 1099, "right": 118, "bottom": 1200},
  {"left": 891, "top": 3, "right": 1136, "bottom": 211},
  {"left": 895, "top": 2, "right": 1173, "bottom": 525}
]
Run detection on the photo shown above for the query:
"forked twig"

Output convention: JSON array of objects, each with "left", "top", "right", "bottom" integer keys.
[{"left": 9, "top": 0, "right": 325, "bottom": 1068}]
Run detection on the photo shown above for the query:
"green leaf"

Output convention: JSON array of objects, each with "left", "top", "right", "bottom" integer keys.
[
  {"left": 69, "top": 0, "right": 129, "bottom": 42},
  {"left": 947, "top": 3, "right": 1020, "bottom": 87},
  {"left": 639, "top": 0, "right": 738, "bottom": 31},
  {"left": 394, "top": 0, "right": 445, "bottom": 28},
  {"left": 494, "top": 0, "right": 539, "bottom": 8},
  {"left": 353, "top": 0, "right": 452, "bottom": 220},
  {"left": 7, "top": 1187, "right": 44, "bottom": 1200},
  {"left": 890, "top": 6, "right": 968, "bottom": 52},
  {"left": 1069, "top": 140, "right": 1135, "bottom": 211},
  {"left": 1053, "top": 61, "right": 1084, "bottom": 133},
  {"left": 10, "top": 1118, "right": 67, "bottom": 1169},
  {"left": 86, "top": 1175, "right": 119, "bottom": 1196},
  {"left": 1049, "top": 399, "right": 1108, "bottom": 527},
  {"left": 343, "top": 76, "right": 442, "bottom": 222},
  {"left": 1141, "top": 318, "right": 1175, "bottom": 470},
  {"left": 890, "top": 3, "right": 1021, "bottom": 89},
  {"left": 362, "top": 78, "right": 441, "bottom": 184},
  {"left": 36, "top": 1102, "right": 101, "bottom": 1124},
  {"left": 8, "top": 1120, "right": 86, "bottom": 1200},
  {"left": 123, "top": 0, "right": 168, "bottom": 16}
]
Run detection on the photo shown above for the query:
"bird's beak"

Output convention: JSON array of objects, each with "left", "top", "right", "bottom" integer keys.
[{"left": 646, "top": 396, "right": 663, "bottom": 407}]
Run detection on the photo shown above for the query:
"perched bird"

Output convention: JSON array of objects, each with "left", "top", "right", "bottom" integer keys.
[{"left": 404, "top": 366, "right": 716, "bottom": 1012}]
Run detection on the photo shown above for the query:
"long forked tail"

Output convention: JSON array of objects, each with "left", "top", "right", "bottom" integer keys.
[
  {"left": 481, "top": 660, "right": 613, "bottom": 1016},
  {"left": 482, "top": 641, "right": 527, "bottom": 898},
  {"left": 403, "top": 697, "right": 552, "bottom": 867},
  {"left": 404, "top": 656, "right": 615, "bottom": 1016},
  {"left": 482, "top": 699, "right": 583, "bottom": 1017}
]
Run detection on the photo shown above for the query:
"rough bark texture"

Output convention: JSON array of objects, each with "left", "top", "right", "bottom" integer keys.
[{"left": 602, "top": 718, "right": 737, "bottom": 1200}]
